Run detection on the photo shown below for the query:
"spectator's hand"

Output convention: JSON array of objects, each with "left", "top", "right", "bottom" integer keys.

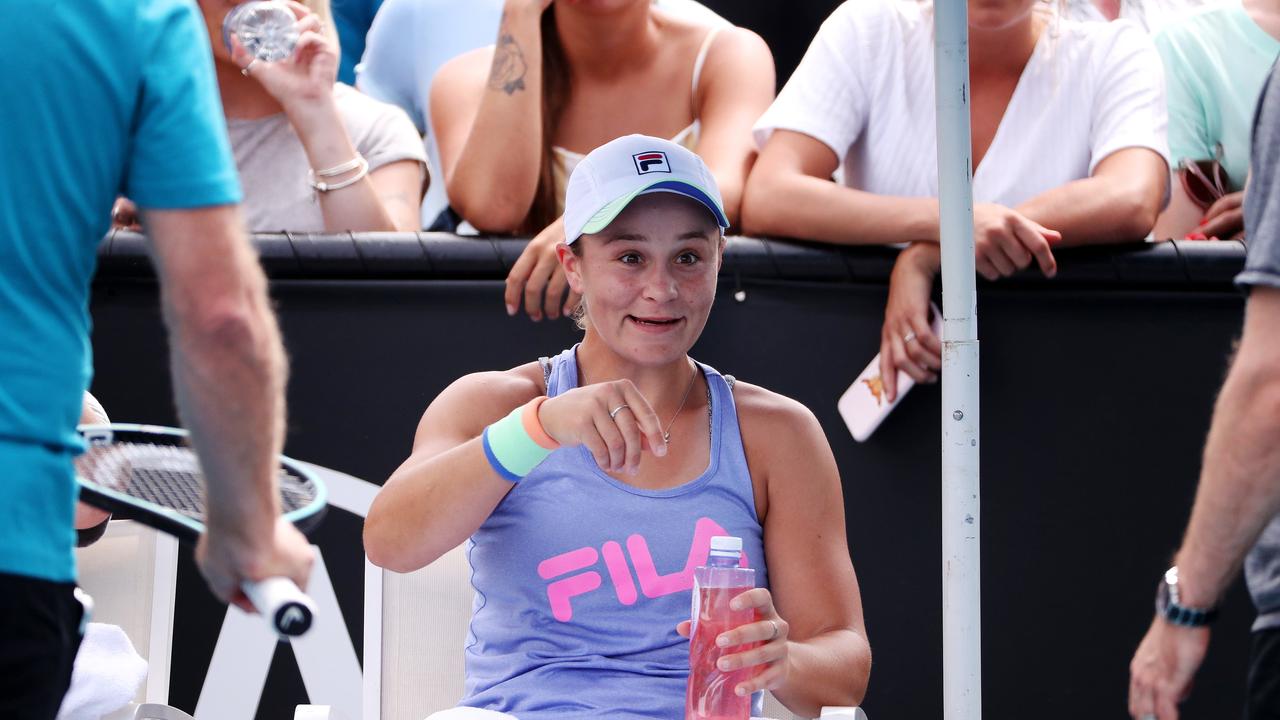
[
  {"left": 233, "top": 2, "right": 337, "bottom": 112},
  {"left": 111, "top": 197, "right": 141, "bottom": 231},
  {"left": 505, "top": 217, "right": 582, "bottom": 321},
  {"left": 1128, "top": 617, "right": 1210, "bottom": 720},
  {"left": 675, "top": 587, "right": 791, "bottom": 696},
  {"left": 538, "top": 379, "right": 668, "bottom": 475},
  {"left": 1200, "top": 191, "right": 1244, "bottom": 240},
  {"left": 196, "top": 516, "right": 315, "bottom": 613},
  {"left": 880, "top": 244, "right": 943, "bottom": 403},
  {"left": 973, "top": 203, "right": 1059, "bottom": 280}
]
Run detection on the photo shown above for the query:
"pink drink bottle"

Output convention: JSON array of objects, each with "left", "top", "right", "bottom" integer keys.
[{"left": 686, "top": 536, "right": 757, "bottom": 720}]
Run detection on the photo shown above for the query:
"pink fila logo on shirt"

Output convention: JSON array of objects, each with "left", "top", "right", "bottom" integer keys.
[{"left": 535, "top": 517, "right": 748, "bottom": 622}]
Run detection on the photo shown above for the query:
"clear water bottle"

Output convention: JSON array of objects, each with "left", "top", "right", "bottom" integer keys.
[
  {"left": 222, "top": 1, "right": 299, "bottom": 63},
  {"left": 686, "top": 536, "right": 757, "bottom": 720}
]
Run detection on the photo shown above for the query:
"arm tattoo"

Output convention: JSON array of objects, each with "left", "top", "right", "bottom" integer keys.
[{"left": 488, "top": 29, "right": 529, "bottom": 96}]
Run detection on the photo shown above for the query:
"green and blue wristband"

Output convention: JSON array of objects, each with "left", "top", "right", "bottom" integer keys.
[{"left": 482, "top": 396, "right": 560, "bottom": 482}]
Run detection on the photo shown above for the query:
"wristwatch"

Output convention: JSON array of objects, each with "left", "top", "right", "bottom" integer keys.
[{"left": 1155, "top": 566, "right": 1218, "bottom": 627}]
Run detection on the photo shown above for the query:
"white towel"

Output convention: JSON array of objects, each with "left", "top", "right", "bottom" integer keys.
[{"left": 57, "top": 623, "right": 148, "bottom": 720}]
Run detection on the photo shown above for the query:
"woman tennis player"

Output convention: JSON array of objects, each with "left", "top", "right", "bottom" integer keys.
[{"left": 365, "top": 135, "right": 870, "bottom": 719}]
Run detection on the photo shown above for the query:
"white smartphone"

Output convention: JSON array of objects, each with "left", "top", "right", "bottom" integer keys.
[{"left": 838, "top": 303, "right": 943, "bottom": 442}]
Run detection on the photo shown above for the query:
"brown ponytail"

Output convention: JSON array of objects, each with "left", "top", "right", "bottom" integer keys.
[{"left": 524, "top": 6, "right": 572, "bottom": 233}]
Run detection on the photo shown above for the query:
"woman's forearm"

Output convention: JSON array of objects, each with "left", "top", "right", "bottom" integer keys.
[
  {"left": 1016, "top": 151, "right": 1166, "bottom": 246},
  {"left": 772, "top": 628, "right": 872, "bottom": 717},
  {"left": 287, "top": 98, "right": 399, "bottom": 232},
  {"left": 446, "top": 2, "right": 547, "bottom": 230},
  {"left": 743, "top": 170, "right": 939, "bottom": 245},
  {"left": 364, "top": 438, "right": 515, "bottom": 573}
]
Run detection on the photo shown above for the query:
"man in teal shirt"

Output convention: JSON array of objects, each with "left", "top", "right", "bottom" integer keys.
[{"left": 0, "top": 1, "right": 313, "bottom": 716}]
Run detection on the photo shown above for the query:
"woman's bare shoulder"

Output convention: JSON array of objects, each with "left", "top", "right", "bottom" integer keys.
[
  {"left": 732, "top": 381, "right": 838, "bottom": 509},
  {"left": 412, "top": 361, "right": 548, "bottom": 446},
  {"left": 732, "top": 381, "right": 823, "bottom": 440},
  {"left": 442, "top": 360, "right": 546, "bottom": 409}
]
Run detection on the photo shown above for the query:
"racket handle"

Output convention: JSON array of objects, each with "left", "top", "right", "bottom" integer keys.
[{"left": 243, "top": 577, "right": 315, "bottom": 638}]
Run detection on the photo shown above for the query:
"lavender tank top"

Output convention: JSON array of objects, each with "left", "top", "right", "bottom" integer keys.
[{"left": 459, "top": 346, "right": 768, "bottom": 719}]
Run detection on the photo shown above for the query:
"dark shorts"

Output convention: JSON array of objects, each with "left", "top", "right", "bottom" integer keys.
[
  {"left": 1247, "top": 628, "right": 1280, "bottom": 720},
  {"left": 0, "top": 572, "right": 85, "bottom": 720}
]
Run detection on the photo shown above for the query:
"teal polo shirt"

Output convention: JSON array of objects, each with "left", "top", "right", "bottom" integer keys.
[{"left": 0, "top": 0, "right": 241, "bottom": 581}]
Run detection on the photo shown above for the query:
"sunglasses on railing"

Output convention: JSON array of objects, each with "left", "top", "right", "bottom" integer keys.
[{"left": 1178, "top": 144, "right": 1232, "bottom": 212}]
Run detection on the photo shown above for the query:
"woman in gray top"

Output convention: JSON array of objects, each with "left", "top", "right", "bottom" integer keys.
[{"left": 116, "top": 0, "right": 426, "bottom": 233}]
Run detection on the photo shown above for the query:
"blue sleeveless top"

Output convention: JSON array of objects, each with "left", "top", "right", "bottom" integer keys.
[{"left": 459, "top": 346, "right": 768, "bottom": 719}]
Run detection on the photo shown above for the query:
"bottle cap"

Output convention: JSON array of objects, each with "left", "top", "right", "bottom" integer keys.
[{"left": 709, "top": 536, "right": 743, "bottom": 556}]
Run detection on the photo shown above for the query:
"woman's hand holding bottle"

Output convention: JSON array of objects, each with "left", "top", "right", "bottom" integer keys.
[
  {"left": 231, "top": 1, "right": 338, "bottom": 117},
  {"left": 677, "top": 586, "right": 792, "bottom": 700}
]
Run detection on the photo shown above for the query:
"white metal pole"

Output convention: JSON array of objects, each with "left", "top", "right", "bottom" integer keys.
[{"left": 933, "top": 1, "right": 982, "bottom": 719}]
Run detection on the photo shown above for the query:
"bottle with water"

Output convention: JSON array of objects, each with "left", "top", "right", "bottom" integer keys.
[
  {"left": 686, "top": 536, "right": 757, "bottom": 720},
  {"left": 222, "top": 1, "right": 299, "bottom": 63}
]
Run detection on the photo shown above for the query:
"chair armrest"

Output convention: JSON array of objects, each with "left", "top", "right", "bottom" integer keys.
[{"left": 133, "top": 704, "right": 196, "bottom": 720}]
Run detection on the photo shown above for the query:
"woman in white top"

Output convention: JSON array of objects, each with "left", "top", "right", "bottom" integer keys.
[
  {"left": 118, "top": 0, "right": 426, "bottom": 233},
  {"left": 430, "top": 0, "right": 775, "bottom": 321},
  {"left": 742, "top": 0, "right": 1169, "bottom": 400}
]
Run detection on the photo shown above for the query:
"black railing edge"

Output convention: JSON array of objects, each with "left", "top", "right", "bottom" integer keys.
[{"left": 93, "top": 231, "right": 1247, "bottom": 290}]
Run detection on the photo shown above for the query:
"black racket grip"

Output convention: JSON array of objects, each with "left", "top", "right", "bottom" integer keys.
[{"left": 243, "top": 577, "right": 316, "bottom": 637}]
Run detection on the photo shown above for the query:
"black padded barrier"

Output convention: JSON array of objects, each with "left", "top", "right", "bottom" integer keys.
[{"left": 89, "top": 232, "right": 1253, "bottom": 719}]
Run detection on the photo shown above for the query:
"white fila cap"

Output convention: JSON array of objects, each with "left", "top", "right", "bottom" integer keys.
[{"left": 563, "top": 134, "right": 729, "bottom": 244}]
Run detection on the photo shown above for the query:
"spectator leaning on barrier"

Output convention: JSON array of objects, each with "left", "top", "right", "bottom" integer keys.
[
  {"left": 0, "top": 2, "right": 313, "bottom": 717},
  {"left": 1128, "top": 61, "right": 1280, "bottom": 720},
  {"left": 430, "top": 0, "right": 775, "bottom": 321},
  {"left": 1151, "top": 0, "right": 1280, "bottom": 241},
  {"left": 356, "top": 0, "right": 728, "bottom": 232},
  {"left": 114, "top": 0, "right": 426, "bottom": 234},
  {"left": 743, "top": 0, "right": 1169, "bottom": 401},
  {"left": 364, "top": 135, "right": 870, "bottom": 719}
]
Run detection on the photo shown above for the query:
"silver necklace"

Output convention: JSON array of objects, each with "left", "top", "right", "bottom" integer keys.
[
  {"left": 583, "top": 360, "right": 700, "bottom": 444},
  {"left": 662, "top": 361, "right": 700, "bottom": 444}
]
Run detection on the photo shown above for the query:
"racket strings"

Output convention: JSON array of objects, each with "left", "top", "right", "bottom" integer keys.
[{"left": 78, "top": 441, "right": 317, "bottom": 520}]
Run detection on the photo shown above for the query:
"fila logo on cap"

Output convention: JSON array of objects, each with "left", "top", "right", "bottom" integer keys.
[{"left": 632, "top": 151, "right": 671, "bottom": 175}]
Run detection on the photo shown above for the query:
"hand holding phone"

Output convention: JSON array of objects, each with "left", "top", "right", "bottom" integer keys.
[{"left": 838, "top": 303, "right": 942, "bottom": 442}]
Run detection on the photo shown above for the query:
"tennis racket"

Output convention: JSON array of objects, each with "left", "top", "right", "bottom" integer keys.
[{"left": 74, "top": 423, "right": 328, "bottom": 638}]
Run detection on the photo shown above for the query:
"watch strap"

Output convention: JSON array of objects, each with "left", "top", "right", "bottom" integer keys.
[{"left": 1161, "top": 601, "right": 1218, "bottom": 627}]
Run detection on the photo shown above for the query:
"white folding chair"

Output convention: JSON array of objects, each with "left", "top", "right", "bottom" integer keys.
[{"left": 74, "top": 520, "right": 180, "bottom": 719}]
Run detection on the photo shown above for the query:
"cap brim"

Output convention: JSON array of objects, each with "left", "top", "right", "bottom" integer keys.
[{"left": 579, "top": 179, "right": 730, "bottom": 237}]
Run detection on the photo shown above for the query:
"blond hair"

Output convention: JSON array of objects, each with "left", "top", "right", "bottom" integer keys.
[{"left": 300, "top": 0, "right": 341, "bottom": 51}]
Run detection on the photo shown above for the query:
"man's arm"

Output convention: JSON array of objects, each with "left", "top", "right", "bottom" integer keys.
[
  {"left": 1129, "top": 287, "right": 1280, "bottom": 720},
  {"left": 1176, "top": 286, "right": 1280, "bottom": 606},
  {"left": 142, "top": 205, "right": 312, "bottom": 606}
]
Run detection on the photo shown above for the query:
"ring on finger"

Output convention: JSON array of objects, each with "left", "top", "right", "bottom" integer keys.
[
  {"left": 609, "top": 404, "right": 630, "bottom": 420},
  {"left": 768, "top": 619, "right": 780, "bottom": 640},
  {"left": 903, "top": 331, "right": 917, "bottom": 344},
  {"left": 241, "top": 58, "right": 259, "bottom": 76}
]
